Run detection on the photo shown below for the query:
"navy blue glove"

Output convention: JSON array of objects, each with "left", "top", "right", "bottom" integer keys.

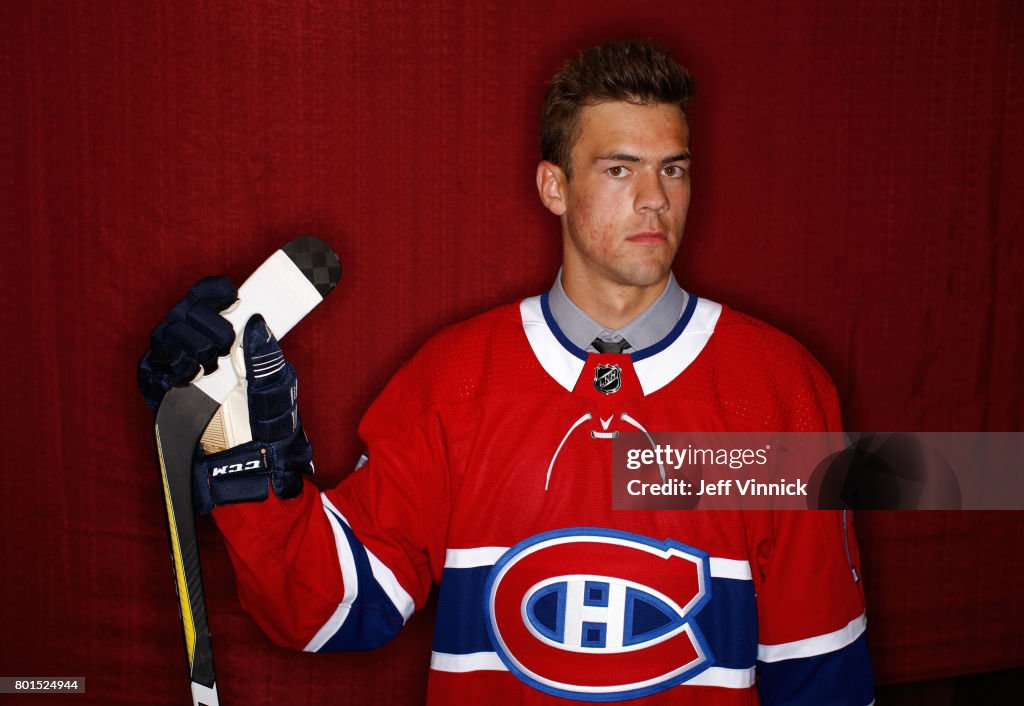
[
  {"left": 138, "top": 277, "right": 313, "bottom": 512},
  {"left": 138, "top": 276, "right": 238, "bottom": 411},
  {"left": 191, "top": 315, "right": 313, "bottom": 514}
]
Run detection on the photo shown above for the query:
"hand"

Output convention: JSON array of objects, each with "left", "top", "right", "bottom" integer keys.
[
  {"left": 138, "top": 276, "right": 238, "bottom": 411},
  {"left": 192, "top": 315, "right": 313, "bottom": 514}
]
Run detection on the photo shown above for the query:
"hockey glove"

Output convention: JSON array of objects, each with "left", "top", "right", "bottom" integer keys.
[
  {"left": 192, "top": 315, "right": 313, "bottom": 514},
  {"left": 137, "top": 276, "right": 238, "bottom": 411}
]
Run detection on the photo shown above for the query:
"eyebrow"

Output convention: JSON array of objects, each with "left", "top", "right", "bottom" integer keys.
[{"left": 596, "top": 151, "right": 692, "bottom": 164}]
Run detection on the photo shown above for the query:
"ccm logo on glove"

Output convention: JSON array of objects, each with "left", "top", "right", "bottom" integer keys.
[{"left": 211, "top": 457, "right": 266, "bottom": 476}]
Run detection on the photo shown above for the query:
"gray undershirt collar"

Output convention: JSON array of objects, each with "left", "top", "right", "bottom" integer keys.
[{"left": 547, "top": 270, "right": 689, "bottom": 353}]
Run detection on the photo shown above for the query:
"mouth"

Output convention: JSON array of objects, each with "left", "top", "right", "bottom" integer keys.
[{"left": 626, "top": 231, "right": 668, "bottom": 245}]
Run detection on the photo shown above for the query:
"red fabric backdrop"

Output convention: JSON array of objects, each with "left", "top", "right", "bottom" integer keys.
[{"left": 2, "top": 1, "right": 1021, "bottom": 704}]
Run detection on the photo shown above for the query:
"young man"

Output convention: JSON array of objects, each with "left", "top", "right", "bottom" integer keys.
[{"left": 140, "top": 40, "right": 873, "bottom": 705}]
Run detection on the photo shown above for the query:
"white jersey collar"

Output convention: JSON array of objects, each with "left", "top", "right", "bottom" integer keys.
[{"left": 519, "top": 293, "right": 722, "bottom": 396}]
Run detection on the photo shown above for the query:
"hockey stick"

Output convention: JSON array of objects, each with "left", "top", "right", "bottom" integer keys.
[{"left": 153, "top": 236, "right": 341, "bottom": 706}]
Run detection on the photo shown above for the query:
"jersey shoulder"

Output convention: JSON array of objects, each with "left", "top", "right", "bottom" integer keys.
[
  {"left": 371, "top": 300, "right": 528, "bottom": 415},
  {"left": 712, "top": 305, "right": 833, "bottom": 381},
  {"left": 693, "top": 303, "right": 841, "bottom": 431}
]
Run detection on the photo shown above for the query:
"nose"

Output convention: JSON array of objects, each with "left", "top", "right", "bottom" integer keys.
[{"left": 634, "top": 169, "right": 669, "bottom": 214}]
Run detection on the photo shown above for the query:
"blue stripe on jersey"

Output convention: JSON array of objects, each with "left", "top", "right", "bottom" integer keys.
[
  {"left": 630, "top": 292, "right": 698, "bottom": 362},
  {"left": 318, "top": 510, "right": 405, "bottom": 652},
  {"left": 434, "top": 565, "right": 757, "bottom": 669},
  {"left": 539, "top": 290, "right": 700, "bottom": 364},
  {"left": 757, "top": 632, "right": 875, "bottom": 706},
  {"left": 693, "top": 576, "right": 758, "bottom": 669},
  {"left": 434, "top": 566, "right": 494, "bottom": 654}
]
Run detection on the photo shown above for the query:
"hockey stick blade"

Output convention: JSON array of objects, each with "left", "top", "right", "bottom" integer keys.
[{"left": 153, "top": 235, "right": 340, "bottom": 706}]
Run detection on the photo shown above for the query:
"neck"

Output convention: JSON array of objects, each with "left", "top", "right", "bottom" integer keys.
[{"left": 560, "top": 269, "right": 669, "bottom": 329}]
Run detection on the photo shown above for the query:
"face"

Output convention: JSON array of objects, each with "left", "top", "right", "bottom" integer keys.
[{"left": 539, "top": 101, "right": 691, "bottom": 292}]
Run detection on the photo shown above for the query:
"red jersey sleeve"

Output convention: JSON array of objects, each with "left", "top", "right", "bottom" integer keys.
[{"left": 212, "top": 346, "right": 451, "bottom": 652}]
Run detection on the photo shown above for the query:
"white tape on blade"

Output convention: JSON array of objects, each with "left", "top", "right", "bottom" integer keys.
[
  {"left": 191, "top": 680, "right": 219, "bottom": 706},
  {"left": 194, "top": 249, "right": 323, "bottom": 404}
]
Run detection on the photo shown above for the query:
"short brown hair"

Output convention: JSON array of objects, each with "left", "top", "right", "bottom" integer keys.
[{"left": 540, "top": 39, "right": 694, "bottom": 177}]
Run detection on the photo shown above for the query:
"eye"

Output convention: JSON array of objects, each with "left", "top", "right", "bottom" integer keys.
[
  {"left": 662, "top": 165, "right": 687, "bottom": 178},
  {"left": 606, "top": 165, "right": 630, "bottom": 178}
]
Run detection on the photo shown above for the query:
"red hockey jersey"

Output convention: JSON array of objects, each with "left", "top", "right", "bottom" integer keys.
[{"left": 214, "top": 294, "right": 874, "bottom": 705}]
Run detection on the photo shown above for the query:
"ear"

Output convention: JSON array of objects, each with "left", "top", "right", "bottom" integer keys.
[{"left": 536, "top": 160, "right": 567, "bottom": 216}]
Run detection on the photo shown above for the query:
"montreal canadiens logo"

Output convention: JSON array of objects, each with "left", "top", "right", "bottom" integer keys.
[{"left": 484, "top": 528, "right": 713, "bottom": 701}]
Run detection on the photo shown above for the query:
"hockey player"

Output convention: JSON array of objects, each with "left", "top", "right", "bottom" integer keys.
[{"left": 140, "top": 40, "right": 874, "bottom": 704}]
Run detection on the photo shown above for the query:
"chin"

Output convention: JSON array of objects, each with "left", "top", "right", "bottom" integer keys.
[{"left": 616, "top": 265, "right": 671, "bottom": 289}]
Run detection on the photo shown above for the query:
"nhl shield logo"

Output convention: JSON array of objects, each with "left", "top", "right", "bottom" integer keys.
[{"left": 594, "top": 364, "right": 622, "bottom": 394}]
